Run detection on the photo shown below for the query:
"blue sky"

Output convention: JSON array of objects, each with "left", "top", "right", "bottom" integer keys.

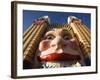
[{"left": 23, "top": 10, "right": 91, "bottom": 32}]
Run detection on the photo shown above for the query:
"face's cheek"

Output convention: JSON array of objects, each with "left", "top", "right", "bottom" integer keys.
[
  {"left": 66, "top": 38, "right": 79, "bottom": 51},
  {"left": 39, "top": 40, "right": 50, "bottom": 52}
]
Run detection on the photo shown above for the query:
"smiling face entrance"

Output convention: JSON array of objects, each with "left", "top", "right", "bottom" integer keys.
[{"left": 38, "top": 28, "right": 84, "bottom": 68}]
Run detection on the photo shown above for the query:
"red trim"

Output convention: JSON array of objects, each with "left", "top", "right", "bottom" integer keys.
[{"left": 38, "top": 53, "right": 81, "bottom": 61}]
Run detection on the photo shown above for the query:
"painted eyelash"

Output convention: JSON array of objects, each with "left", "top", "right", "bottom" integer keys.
[{"left": 44, "top": 34, "right": 55, "bottom": 40}]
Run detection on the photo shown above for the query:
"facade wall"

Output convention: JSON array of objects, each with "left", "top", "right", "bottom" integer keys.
[{"left": 23, "top": 16, "right": 91, "bottom": 68}]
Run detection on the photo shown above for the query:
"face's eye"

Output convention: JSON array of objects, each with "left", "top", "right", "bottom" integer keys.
[
  {"left": 63, "top": 36, "right": 70, "bottom": 40},
  {"left": 63, "top": 35, "right": 71, "bottom": 40},
  {"left": 61, "top": 30, "right": 72, "bottom": 41},
  {"left": 44, "top": 34, "right": 55, "bottom": 40}
]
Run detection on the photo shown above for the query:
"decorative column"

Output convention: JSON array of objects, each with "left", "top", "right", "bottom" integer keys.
[
  {"left": 23, "top": 16, "right": 50, "bottom": 68},
  {"left": 68, "top": 16, "right": 91, "bottom": 65}
]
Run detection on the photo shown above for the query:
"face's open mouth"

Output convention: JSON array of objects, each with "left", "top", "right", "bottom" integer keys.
[{"left": 38, "top": 53, "right": 81, "bottom": 61}]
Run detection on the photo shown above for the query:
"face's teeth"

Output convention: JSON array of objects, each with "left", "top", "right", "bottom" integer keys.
[
  {"left": 42, "top": 61, "right": 81, "bottom": 68},
  {"left": 71, "top": 62, "right": 81, "bottom": 67},
  {"left": 42, "top": 62, "right": 61, "bottom": 68}
]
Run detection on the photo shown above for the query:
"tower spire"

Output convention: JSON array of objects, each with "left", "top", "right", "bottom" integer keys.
[{"left": 68, "top": 16, "right": 91, "bottom": 65}]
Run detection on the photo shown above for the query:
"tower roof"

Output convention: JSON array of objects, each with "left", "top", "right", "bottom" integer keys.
[
  {"left": 67, "top": 16, "right": 78, "bottom": 24},
  {"left": 39, "top": 15, "right": 50, "bottom": 24},
  {"left": 43, "top": 15, "right": 50, "bottom": 24}
]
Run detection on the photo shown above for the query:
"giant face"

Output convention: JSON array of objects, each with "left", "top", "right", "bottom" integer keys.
[{"left": 38, "top": 28, "right": 84, "bottom": 68}]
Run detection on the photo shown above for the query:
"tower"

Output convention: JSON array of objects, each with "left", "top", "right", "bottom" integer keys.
[
  {"left": 68, "top": 16, "right": 91, "bottom": 65},
  {"left": 23, "top": 16, "right": 50, "bottom": 68},
  {"left": 23, "top": 15, "right": 91, "bottom": 69}
]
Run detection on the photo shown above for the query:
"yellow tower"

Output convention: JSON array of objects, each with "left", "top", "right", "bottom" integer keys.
[
  {"left": 23, "top": 15, "right": 91, "bottom": 69},
  {"left": 23, "top": 16, "right": 50, "bottom": 69},
  {"left": 68, "top": 16, "right": 91, "bottom": 65}
]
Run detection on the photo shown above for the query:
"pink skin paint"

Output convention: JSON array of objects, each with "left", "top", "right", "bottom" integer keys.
[{"left": 38, "top": 28, "right": 84, "bottom": 63}]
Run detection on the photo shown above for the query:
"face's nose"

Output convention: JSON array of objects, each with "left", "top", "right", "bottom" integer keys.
[{"left": 50, "top": 36, "right": 65, "bottom": 49}]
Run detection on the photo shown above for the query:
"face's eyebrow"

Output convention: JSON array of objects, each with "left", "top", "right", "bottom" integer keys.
[
  {"left": 61, "top": 29, "right": 70, "bottom": 34},
  {"left": 62, "top": 29, "right": 69, "bottom": 32},
  {"left": 44, "top": 28, "right": 72, "bottom": 38},
  {"left": 45, "top": 28, "right": 56, "bottom": 36},
  {"left": 44, "top": 31, "right": 55, "bottom": 37},
  {"left": 61, "top": 29, "right": 72, "bottom": 37},
  {"left": 49, "top": 28, "right": 56, "bottom": 31}
]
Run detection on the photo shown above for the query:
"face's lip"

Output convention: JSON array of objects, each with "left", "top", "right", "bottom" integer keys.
[
  {"left": 38, "top": 52, "right": 81, "bottom": 61},
  {"left": 40, "top": 47, "right": 80, "bottom": 56}
]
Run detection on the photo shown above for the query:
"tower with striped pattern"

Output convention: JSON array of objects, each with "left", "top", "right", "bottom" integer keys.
[
  {"left": 68, "top": 16, "right": 91, "bottom": 65},
  {"left": 23, "top": 15, "right": 91, "bottom": 69}
]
